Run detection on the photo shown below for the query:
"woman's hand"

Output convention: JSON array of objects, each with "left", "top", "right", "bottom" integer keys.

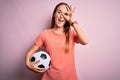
[
  {"left": 62, "top": 5, "right": 88, "bottom": 45},
  {"left": 25, "top": 45, "right": 45, "bottom": 73},
  {"left": 26, "top": 60, "right": 45, "bottom": 73},
  {"left": 62, "top": 5, "right": 76, "bottom": 24}
]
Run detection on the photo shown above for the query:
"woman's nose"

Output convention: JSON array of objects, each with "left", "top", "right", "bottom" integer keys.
[{"left": 60, "top": 13, "right": 64, "bottom": 18}]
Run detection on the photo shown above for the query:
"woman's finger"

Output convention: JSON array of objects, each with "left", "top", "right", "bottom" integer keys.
[
  {"left": 38, "top": 69, "right": 45, "bottom": 72},
  {"left": 33, "top": 60, "right": 40, "bottom": 64},
  {"left": 69, "top": 5, "right": 72, "bottom": 11},
  {"left": 62, "top": 13, "right": 69, "bottom": 21},
  {"left": 66, "top": 6, "right": 71, "bottom": 12},
  {"left": 33, "top": 65, "right": 45, "bottom": 72},
  {"left": 36, "top": 67, "right": 45, "bottom": 72},
  {"left": 71, "top": 7, "right": 75, "bottom": 14}
]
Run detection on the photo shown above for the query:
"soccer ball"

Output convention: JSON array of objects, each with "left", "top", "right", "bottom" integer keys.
[{"left": 30, "top": 51, "right": 51, "bottom": 70}]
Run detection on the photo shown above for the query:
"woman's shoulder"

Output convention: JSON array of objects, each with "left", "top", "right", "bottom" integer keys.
[{"left": 40, "top": 28, "right": 52, "bottom": 36}]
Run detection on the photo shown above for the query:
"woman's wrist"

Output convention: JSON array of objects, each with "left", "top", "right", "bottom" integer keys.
[{"left": 70, "top": 21, "right": 78, "bottom": 26}]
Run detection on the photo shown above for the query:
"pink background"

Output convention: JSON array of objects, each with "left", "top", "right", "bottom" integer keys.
[{"left": 0, "top": 0, "right": 120, "bottom": 80}]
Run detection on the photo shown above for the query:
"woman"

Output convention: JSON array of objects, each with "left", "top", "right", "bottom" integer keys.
[{"left": 26, "top": 2, "right": 88, "bottom": 80}]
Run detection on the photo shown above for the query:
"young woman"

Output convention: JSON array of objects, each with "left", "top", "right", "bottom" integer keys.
[{"left": 26, "top": 2, "right": 88, "bottom": 80}]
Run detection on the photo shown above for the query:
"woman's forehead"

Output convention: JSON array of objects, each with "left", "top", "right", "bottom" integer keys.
[{"left": 57, "top": 5, "right": 68, "bottom": 12}]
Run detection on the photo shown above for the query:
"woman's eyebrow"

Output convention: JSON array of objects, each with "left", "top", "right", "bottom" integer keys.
[
  {"left": 57, "top": 9, "right": 67, "bottom": 14},
  {"left": 57, "top": 9, "right": 62, "bottom": 12},
  {"left": 57, "top": 9, "right": 63, "bottom": 13}
]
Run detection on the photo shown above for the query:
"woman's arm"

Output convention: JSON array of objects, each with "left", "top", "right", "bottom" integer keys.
[
  {"left": 26, "top": 44, "right": 39, "bottom": 65},
  {"left": 71, "top": 21, "right": 88, "bottom": 45},
  {"left": 25, "top": 44, "right": 45, "bottom": 72},
  {"left": 63, "top": 6, "right": 88, "bottom": 45}
]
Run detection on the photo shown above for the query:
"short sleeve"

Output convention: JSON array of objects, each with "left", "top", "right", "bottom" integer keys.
[{"left": 34, "top": 32, "right": 45, "bottom": 48}]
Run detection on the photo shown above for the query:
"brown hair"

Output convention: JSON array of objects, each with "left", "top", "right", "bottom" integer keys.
[{"left": 50, "top": 2, "right": 70, "bottom": 52}]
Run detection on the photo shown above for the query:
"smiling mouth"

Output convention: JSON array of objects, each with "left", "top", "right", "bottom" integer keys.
[{"left": 58, "top": 19, "right": 65, "bottom": 22}]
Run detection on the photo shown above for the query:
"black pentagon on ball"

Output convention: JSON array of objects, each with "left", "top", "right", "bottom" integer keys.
[
  {"left": 31, "top": 56, "right": 36, "bottom": 62},
  {"left": 40, "top": 53, "right": 47, "bottom": 60},
  {"left": 38, "top": 64, "right": 45, "bottom": 68}
]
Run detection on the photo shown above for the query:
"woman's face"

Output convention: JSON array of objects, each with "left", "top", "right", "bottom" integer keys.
[{"left": 54, "top": 5, "right": 68, "bottom": 28}]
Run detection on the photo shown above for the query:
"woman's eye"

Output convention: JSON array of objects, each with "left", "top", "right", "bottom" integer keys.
[
  {"left": 64, "top": 13, "right": 68, "bottom": 16},
  {"left": 57, "top": 11, "right": 61, "bottom": 14}
]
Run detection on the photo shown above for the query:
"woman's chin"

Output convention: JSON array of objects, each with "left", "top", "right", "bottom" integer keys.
[{"left": 56, "top": 24, "right": 64, "bottom": 28}]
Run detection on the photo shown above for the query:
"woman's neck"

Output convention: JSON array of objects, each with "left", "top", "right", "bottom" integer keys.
[{"left": 53, "top": 26, "right": 64, "bottom": 34}]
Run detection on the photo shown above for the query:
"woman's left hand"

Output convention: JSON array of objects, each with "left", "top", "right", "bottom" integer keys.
[{"left": 62, "top": 5, "right": 76, "bottom": 24}]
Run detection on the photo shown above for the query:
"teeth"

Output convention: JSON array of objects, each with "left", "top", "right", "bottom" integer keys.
[{"left": 58, "top": 19, "right": 64, "bottom": 22}]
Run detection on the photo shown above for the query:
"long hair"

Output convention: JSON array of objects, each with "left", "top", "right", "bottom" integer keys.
[{"left": 50, "top": 2, "right": 70, "bottom": 52}]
